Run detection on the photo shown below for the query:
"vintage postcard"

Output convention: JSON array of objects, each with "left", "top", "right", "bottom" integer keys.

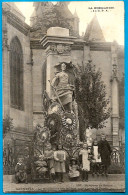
[{"left": 2, "top": 1, "right": 125, "bottom": 193}]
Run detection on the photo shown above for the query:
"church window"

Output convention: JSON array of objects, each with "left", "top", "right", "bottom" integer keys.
[{"left": 10, "top": 37, "right": 24, "bottom": 110}]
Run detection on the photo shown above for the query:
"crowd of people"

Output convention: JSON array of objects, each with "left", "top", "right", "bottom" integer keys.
[{"left": 15, "top": 134, "right": 112, "bottom": 184}]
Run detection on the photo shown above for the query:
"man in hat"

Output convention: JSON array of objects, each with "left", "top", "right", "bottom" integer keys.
[{"left": 98, "top": 134, "right": 112, "bottom": 176}]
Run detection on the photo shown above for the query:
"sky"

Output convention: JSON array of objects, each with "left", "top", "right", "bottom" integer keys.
[{"left": 15, "top": 1, "right": 124, "bottom": 45}]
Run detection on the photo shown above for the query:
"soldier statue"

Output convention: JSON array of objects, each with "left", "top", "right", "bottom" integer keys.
[{"left": 51, "top": 63, "right": 74, "bottom": 112}]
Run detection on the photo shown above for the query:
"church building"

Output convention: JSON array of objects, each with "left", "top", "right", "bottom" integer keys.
[{"left": 2, "top": 2, "right": 124, "bottom": 155}]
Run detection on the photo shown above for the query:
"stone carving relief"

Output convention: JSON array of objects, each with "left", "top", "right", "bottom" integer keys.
[{"left": 49, "top": 44, "right": 71, "bottom": 54}]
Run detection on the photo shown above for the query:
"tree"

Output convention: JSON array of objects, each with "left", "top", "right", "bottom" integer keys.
[
  {"left": 75, "top": 61, "right": 111, "bottom": 140},
  {"left": 30, "top": 3, "right": 74, "bottom": 38},
  {"left": 3, "top": 116, "right": 14, "bottom": 138}
]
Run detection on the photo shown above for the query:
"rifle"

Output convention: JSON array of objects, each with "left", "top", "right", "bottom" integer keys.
[{"left": 48, "top": 80, "right": 65, "bottom": 112}]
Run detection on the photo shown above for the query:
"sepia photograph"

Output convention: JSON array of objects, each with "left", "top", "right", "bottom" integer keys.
[{"left": 2, "top": 1, "right": 125, "bottom": 193}]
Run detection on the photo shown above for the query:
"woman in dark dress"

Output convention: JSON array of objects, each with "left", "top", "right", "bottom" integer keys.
[{"left": 98, "top": 134, "right": 112, "bottom": 176}]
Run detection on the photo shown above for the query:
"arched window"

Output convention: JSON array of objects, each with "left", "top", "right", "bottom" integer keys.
[{"left": 10, "top": 37, "right": 23, "bottom": 110}]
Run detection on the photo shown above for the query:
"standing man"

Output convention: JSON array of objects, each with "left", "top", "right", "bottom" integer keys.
[{"left": 98, "top": 134, "right": 112, "bottom": 177}]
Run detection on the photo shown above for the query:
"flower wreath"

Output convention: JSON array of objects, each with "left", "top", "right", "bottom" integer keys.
[
  {"left": 60, "top": 129, "right": 78, "bottom": 150},
  {"left": 39, "top": 128, "right": 50, "bottom": 143},
  {"left": 46, "top": 113, "right": 62, "bottom": 133},
  {"left": 34, "top": 126, "right": 50, "bottom": 146},
  {"left": 61, "top": 112, "right": 76, "bottom": 131}
]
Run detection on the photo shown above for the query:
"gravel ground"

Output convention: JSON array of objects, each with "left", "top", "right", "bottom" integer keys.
[{"left": 3, "top": 174, "right": 125, "bottom": 193}]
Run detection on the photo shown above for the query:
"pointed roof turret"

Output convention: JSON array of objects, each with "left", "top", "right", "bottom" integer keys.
[
  {"left": 74, "top": 9, "right": 78, "bottom": 18},
  {"left": 30, "top": 1, "right": 79, "bottom": 37},
  {"left": 84, "top": 14, "right": 105, "bottom": 42},
  {"left": 33, "top": 2, "right": 53, "bottom": 10},
  {"left": 31, "top": 10, "right": 36, "bottom": 18},
  {"left": 55, "top": 2, "right": 74, "bottom": 19},
  {"left": 56, "top": 2, "right": 70, "bottom": 6}
]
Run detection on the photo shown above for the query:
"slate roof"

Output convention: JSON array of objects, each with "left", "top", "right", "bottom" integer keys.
[{"left": 84, "top": 14, "right": 105, "bottom": 42}]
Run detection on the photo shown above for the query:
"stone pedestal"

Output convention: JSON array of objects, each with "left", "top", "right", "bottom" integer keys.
[
  {"left": 41, "top": 27, "right": 76, "bottom": 98},
  {"left": 41, "top": 27, "right": 80, "bottom": 139}
]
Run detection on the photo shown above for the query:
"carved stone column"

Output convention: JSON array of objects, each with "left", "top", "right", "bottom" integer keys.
[
  {"left": 2, "top": 11, "right": 10, "bottom": 118},
  {"left": 111, "top": 42, "right": 119, "bottom": 148}
]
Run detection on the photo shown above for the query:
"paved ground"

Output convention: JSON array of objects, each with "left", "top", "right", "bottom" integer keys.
[{"left": 3, "top": 174, "right": 125, "bottom": 193}]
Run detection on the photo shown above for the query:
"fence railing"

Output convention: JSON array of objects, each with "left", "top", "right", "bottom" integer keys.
[
  {"left": 3, "top": 141, "right": 125, "bottom": 175},
  {"left": 110, "top": 145, "right": 125, "bottom": 173},
  {"left": 3, "top": 139, "right": 31, "bottom": 175},
  {"left": 111, "top": 146, "right": 125, "bottom": 164},
  {"left": 3, "top": 143, "right": 15, "bottom": 174}
]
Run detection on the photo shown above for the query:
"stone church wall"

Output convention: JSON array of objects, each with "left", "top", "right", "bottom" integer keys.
[
  {"left": 6, "top": 23, "right": 33, "bottom": 134},
  {"left": 90, "top": 50, "right": 112, "bottom": 141},
  {"left": 32, "top": 49, "right": 46, "bottom": 128},
  {"left": 32, "top": 49, "right": 46, "bottom": 112},
  {"left": 117, "top": 47, "right": 124, "bottom": 79},
  {"left": 71, "top": 50, "right": 84, "bottom": 66}
]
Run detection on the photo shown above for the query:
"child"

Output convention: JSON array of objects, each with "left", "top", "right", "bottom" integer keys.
[
  {"left": 54, "top": 144, "right": 66, "bottom": 183},
  {"left": 34, "top": 154, "right": 47, "bottom": 179},
  {"left": 44, "top": 143, "right": 56, "bottom": 182},
  {"left": 69, "top": 158, "right": 80, "bottom": 181},
  {"left": 91, "top": 139, "right": 101, "bottom": 176},
  {"left": 15, "top": 157, "right": 28, "bottom": 184},
  {"left": 79, "top": 143, "right": 90, "bottom": 182}
]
